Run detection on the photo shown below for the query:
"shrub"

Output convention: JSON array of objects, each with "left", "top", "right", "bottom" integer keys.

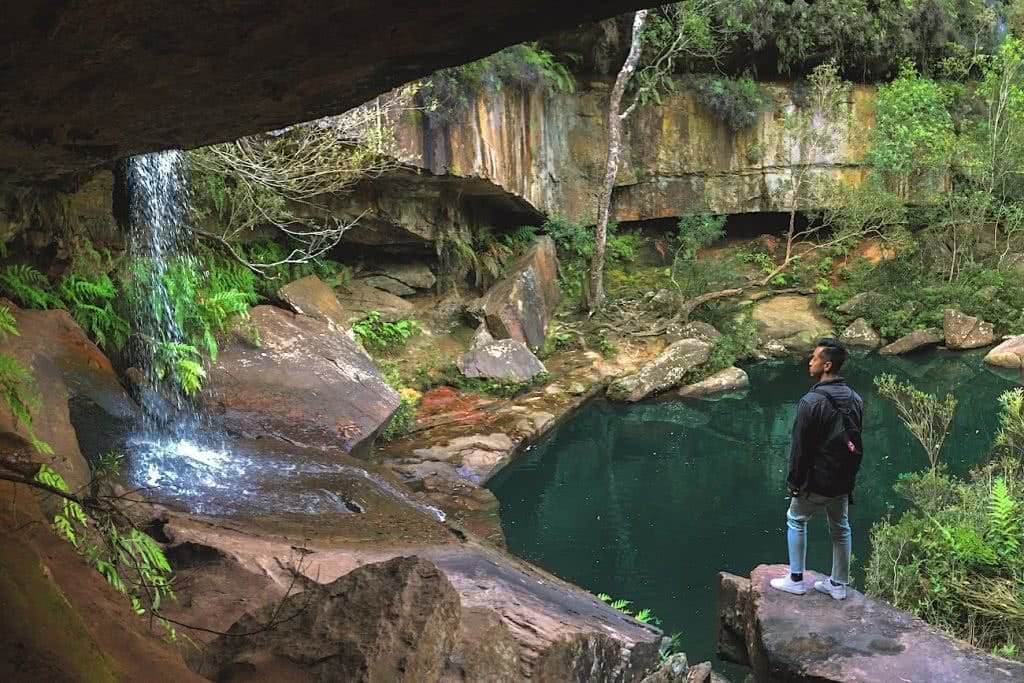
[
  {"left": 694, "top": 76, "right": 769, "bottom": 131},
  {"left": 352, "top": 311, "right": 421, "bottom": 352},
  {"left": 865, "top": 391, "right": 1024, "bottom": 659}
]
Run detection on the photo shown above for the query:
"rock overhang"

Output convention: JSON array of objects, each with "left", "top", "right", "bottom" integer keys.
[{"left": 1, "top": 1, "right": 648, "bottom": 188}]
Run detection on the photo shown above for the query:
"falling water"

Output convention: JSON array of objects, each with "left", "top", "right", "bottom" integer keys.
[
  {"left": 122, "top": 150, "right": 201, "bottom": 433},
  {"left": 121, "top": 150, "right": 231, "bottom": 494},
  {"left": 119, "top": 151, "right": 444, "bottom": 523}
]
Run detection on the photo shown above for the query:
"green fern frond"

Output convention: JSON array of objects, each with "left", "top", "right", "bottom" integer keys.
[
  {"left": 0, "top": 265, "right": 60, "bottom": 310},
  {"left": 0, "top": 306, "right": 18, "bottom": 339},
  {"left": 988, "top": 477, "right": 1021, "bottom": 557}
]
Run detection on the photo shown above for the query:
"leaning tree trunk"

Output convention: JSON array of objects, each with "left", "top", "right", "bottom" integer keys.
[{"left": 589, "top": 9, "right": 648, "bottom": 313}]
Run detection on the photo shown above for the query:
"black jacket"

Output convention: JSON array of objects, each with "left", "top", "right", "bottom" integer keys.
[{"left": 787, "top": 377, "right": 864, "bottom": 499}]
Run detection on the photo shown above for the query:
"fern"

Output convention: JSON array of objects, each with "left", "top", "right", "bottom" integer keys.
[
  {"left": 988, "top": 477, "right": 1021, "bottom": 558},
  {"left": 0, "top": 265, "right": 60, "bottom": 309},
  {"left": 35, "top": 465, "right": 87, "bottom": 546},
  {"left": 0, "top": 306, "right": 18, "bottom": 339}
]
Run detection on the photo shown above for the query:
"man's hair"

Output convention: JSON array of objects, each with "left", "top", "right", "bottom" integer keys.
[{"left": 816, "top": 337, "right": 848, "bottom": 372}]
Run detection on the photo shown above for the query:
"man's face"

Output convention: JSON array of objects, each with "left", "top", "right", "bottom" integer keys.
[{"left": 808, "top": 346, "right": 831, "bottom": 379}]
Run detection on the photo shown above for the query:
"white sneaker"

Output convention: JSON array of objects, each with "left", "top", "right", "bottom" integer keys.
[
  {"left": 770, "top": 576, "right": 807, "bottom": 595},
  {"left": 814, "top": 579, "right": 847, "bottom": 601}
]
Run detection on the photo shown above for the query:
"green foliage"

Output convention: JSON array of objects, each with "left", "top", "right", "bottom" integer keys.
[
  {"left": 60, "top": 272, "right": 130, "bottom": 352},
  {"left": 0, "top": 351, "right": 49, "bottom": 454},
  {"left": 92, "top": 450, "right": 125, "bottom": 485},
  {"left": 423, "top": 363, "right": 549, "bottom": 398},
  {"left": 586, "top": 330, "right": 619, "bottom": 359},
  {"left": 154, "top": 342, "right": 206, "bottom": 396},
  {"left": 694, "top": 75, "right": 769, "bottom": 131},
  {"left": 668, "top": 213, "right": 744, "bottom": 300},
  {"left": 35, "top": 465, "right": 87, "bottom": 546},
  {"left": 702, "top": 311, "right": 759, "bottom": 375},
  {"left": 596, "top": 590, "right": 680, "bottom": 659},
  {"left": 34, "top": 463, "right": 178, "bottom": 638},
  {"left": 0, "top": 306, "right": 16, "bottom": 338},
  {"left": 868, "top": 63, "right": 955, "bottom": 199},
  {"left": 988, "top": 477, "right": 1021, "bottom": 558},
  {"left": 422, "top": 43, "right": 575, "bottom": 121},
  {"left": 352, "top": 311, "right": 421, "bottom": 353},
  {"left": 378, "top": 361, "right": 420, "bottom": 442},
  {"left": 875, "top": 374, "right": 957, "bottom": 470},
  {"left": 0, "top": 265, "right": 60, "bottom": 309},
  {"left": 531, "top": 216, "right": 640, "bottom": 307},
  {"left": 718, "top": 0, "right": 1001, "bottom": 78},
  {"left": 866, "top": 450, "right": 1024, "bottom": 657}
]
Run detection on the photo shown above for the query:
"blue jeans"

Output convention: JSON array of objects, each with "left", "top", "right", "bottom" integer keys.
[{"left": 786, "top": 492, "right": 851, "bottom": 585}]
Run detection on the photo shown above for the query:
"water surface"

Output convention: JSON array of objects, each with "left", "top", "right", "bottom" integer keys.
[{"left": 488, "top": 352, "right": 1017, "bottom": 668}]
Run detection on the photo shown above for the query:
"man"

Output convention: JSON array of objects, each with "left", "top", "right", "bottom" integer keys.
[{"left": 770, "top": 338, "right": 864, "bottom": 601}]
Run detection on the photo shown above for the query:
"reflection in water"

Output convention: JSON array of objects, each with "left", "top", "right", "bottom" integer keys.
[{"left": 489, "top": 352, "right": 1017, "bottom": 669}]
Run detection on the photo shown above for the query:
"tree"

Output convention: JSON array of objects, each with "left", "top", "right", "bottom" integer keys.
[
  {"left": 874, "top": 373, "right": 957, "bottom": 471},
  {"left": 589, "top": 9, "right": 649, "bottom": 313},
  {"left": 589, "top": 1, "right": 730, "bottom": 312},
  {"left": 189, "top": 86, "right": 422, "bottom": 276}
]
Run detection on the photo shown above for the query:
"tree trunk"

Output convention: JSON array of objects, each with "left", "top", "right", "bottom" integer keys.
[{"left": 589, "top": 9, "right": 648, "bottom": 313}]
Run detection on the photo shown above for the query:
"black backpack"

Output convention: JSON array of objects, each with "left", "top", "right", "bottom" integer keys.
[{"left": 810, "top": 388, "right": 864, "bottom": 497}]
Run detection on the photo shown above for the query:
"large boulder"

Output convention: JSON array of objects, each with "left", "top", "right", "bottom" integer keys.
[
  {"left": 357, "top": 275, "right": 416, "bottom": 297},
  {"left": 717, "top": 565, "right": 1024, "bottom": 683},
  {"left": 474, "top": 236, "right": 559, "bottom": 352},
  {"left": 334, "top": 280, "right": 416, "bottom": 323},
  {"left": 196, "top": 556, "right": 462, "bottom": 682},
  {"left": 840, "top": 318, "right": 882, "bottom": 350},
  {"left": 985, "top": 335, "right": 1024, "bottom": 369},
  {"left": 206, "top": 305, "right": 400, "bottom": 456},
  {"left": 836, "top": 291, "right": 884, "bottom": 316},
  {"left": 879, "top": 328, "right": 943, "bottom": 356},
  {"left": 944, "top": 309, "right": 995, "bottom": 350},
  {"left": 608, "top": 339, "right": 712, "bottom": 402},
  {"left": 665, "top": 321, "right": 721, "bottom": 345},
  {"left": 751, "top": 295, "right": 833, "bottom": 353},
  {"left": 458, "top": 339, "right": 546, "bottom": 383},
  {"left": 366, "top": 262, "right": 436, "bottom": 290},
  {"left": 678, "top": 367, "right": 749, "bottom": 398},
  {"left": 0, "top": 301, "right": 137, "bottom": 491},
  {"left": 277, "top": 275, "right": 351, "bottom": 330}
]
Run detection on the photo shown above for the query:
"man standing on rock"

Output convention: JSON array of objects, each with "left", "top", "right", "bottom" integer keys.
[{"left": 771, "top": 338, "right": 864, "bottom": 601}]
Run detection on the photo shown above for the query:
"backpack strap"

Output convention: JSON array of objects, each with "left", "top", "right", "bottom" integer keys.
[{"left": 812, "top": 388, "right": 853, "bottom": 415}]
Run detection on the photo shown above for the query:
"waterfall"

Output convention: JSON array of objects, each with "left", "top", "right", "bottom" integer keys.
[
  {"left": 122, "top": 149, "right": 201, "bottom": 434},
  {"left": 121, "top": 150, "right": 230, "bottom": 496}
]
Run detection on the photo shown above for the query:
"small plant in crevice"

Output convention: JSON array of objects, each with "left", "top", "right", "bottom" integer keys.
[
  {"left": 423, "top": 363, "right": 548, "bottom": 398},
  {"left": 597, "top": 592, "right": 683, "bottom": 661},
  {"left": 352, "top": 311, "right": 421, "bottom": 353},
  {"left": 377, "top": 361, "right": 421, "bottom": 442},
  {"left": 586, "top": 330, "right": 619, "bottom": 358}
]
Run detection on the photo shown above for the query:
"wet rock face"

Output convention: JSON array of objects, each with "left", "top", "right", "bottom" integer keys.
[
  {"left": 717, "top": 564, "right": 1024, "bottom": 683},
  {"left": 0, "top": 300, "right": 137, "bottom": 490},
  {"left": 206, "top": 305, "right": 399, "bottom": 456},
  {"left": 196, "top": 556, "right": 462, "bottom": 683},
  {"left": 475, "top": 237, "right": 560, "bottom": 352},
  {"left": 879, "top": 328, "right": 944, "bottom": 355},
  {"left": 2, "top": 1, "right": 644, "bottom": 186},
  {"left": 944, "top": 309, "right": 995, "bottom": 350},
  {"left": 397, "top": 81, "right": 875, "bottom": 222}
]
